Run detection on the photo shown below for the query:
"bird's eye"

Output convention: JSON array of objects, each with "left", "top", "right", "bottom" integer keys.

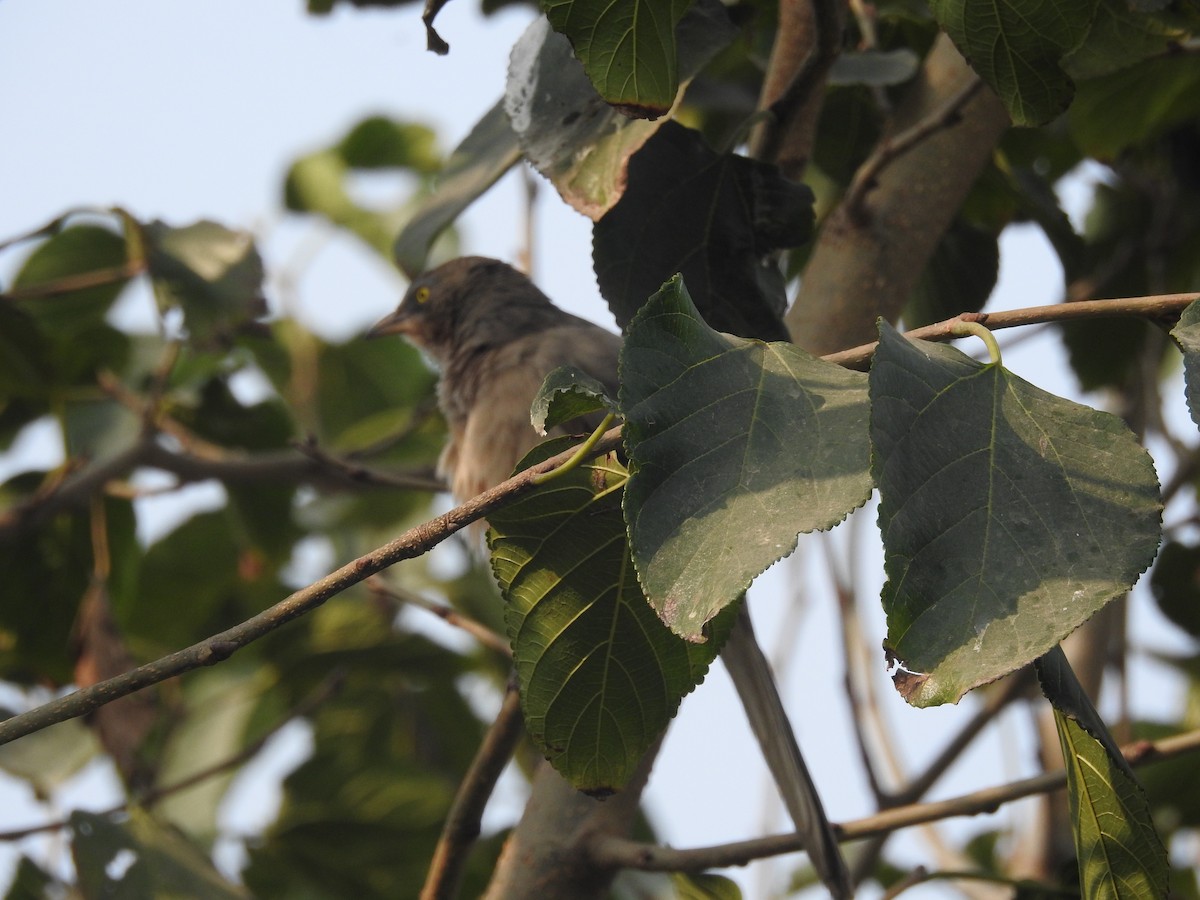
[{"left": 415, "top": 286, "right": 431, "bottom": 304}]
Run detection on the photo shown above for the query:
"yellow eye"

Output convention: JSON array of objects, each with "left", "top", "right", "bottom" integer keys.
[{"left": 415, "top": 286, "right": 431, "bottom": 304}]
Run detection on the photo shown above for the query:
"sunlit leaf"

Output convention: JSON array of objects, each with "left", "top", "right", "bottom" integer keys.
[
  {"left": 622, "top": 277, "right": 872, "bottom": 640},
  {"left": 871, "top": 322, "right": 1161, "bottom": 706}
]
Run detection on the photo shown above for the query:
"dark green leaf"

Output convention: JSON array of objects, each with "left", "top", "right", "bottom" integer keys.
[
  {"left": 929, "top": 0, "right": 1097, "bottom": 125},
  {"left": 1037, "top": 645, "right": 1135, "bottom": 780},
  {"left": 871, "top": 322, "right": 1161, "bottom": 706},
  {"left": 143, "top": 220, "right": 267, "bottom": 344},
  {"left": 338, "top": 116, "right": 440, "bottom": 172},
  {"left": 4, "top": 858, "right": 56, "bottom": 900},
  {"left": 622, "top": 278, "right": 872, "bottom": 640},
  {"left": 393, "top": 100, "right": 520, "bottom": 276},
  {"left": 540, "top": 0, "right": 692, "bottom": 119},
  {"left": 595, "top": 121, "right": 813, "bottom": 341},
  {"left": 489, "top": 437, "right": 729, "bottom": 792},
  {"left": 1053, "top": 710, "right": 1168, "bottom": 899},
  {"left": 10, "top": 223, "right": 131, "bottom": 334},
  {"left": 71, "top": 809, "right": 249, "bottom": 899},
  {"left": 1062, "top": 0, "right": 1189, "bottom": 81},
  {"left": 506, "top": 1, "right": 738, "bottom": 219},
  {"left": 530, "top": 365, "right": 617, "bottom": 434},
  {"left": 1149, "top": 540, "right": 1200, "bottom": 639}
]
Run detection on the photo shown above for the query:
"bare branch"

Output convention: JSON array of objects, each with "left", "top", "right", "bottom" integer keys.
[
  {"left": 589, "top": 726, "right": 1200, "bottom": 872},
  {"left": 422, "top": 682, "right": 525, "bottom": 900}
]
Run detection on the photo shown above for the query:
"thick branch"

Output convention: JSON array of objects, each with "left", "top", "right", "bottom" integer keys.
[
  {"left": 589, "top": 726, "right": 1200, "bottom": 873},
  {"left": 0, "top": 428, "right": 624, "bottom": 747},
  {"left": 787, "top": 35, "right": 1011, "bottom": 354}
]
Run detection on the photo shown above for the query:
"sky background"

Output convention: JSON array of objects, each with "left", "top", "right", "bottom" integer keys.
[{"left": 1, "top": 1, "right": 1194, "bottom": 897}]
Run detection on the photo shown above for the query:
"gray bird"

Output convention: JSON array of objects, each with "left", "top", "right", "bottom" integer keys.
[{"left": 370, "top": 256, "right": 851, "bottom": 897}]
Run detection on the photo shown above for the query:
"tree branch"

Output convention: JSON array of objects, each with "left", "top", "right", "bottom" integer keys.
[
  {"left": 822, "top": 292, "right": 1200, "bottom": 370},
  {"left": 422, "top": 682, "right": 525, "bottom": 900},
  {"left": 0, "top": 427, "right": 624, "bottom": 747},
  {"left": 589, "top": 726, "right": 1200, "bottom": 872}
]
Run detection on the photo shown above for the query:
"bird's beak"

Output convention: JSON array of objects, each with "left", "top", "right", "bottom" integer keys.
[{"left": 366, "top": 308, "right": 414, "bottom": 338}]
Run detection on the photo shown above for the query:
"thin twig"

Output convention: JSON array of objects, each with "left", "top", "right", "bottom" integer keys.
[
  {"left": 0, "top": 260, "right": 147, "bottom": 301},
  {"left": 823, "top": 292, "right": 1200, "bottom": 371},
  {"left": 368, "top": 577, "right": 511, "bottom": 658},
  {"left": 0, "top": 427, "right": 624, "bottom": 747},
  {"left": 421, "top": 681, "right": 525, "bottom": 900},
  {"left": 588, "top": 725, "right": 1200, "bottom": 872}
]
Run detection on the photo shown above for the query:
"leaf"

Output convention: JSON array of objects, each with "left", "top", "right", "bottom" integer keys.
[
  {"left": 505, "top": 1, "right": 737, "bottom": 219},
  {"left": 621, "top": 277, "right": 872, "bottom": 641},
  {"left": 905, "top": 218, "right": 1000, "bottom": 329},
  {"left": 594, "top": 121, "right": 814, "bottom": 341},
  {"left": 928, "top": 0, "right": 1098, "bottom": 126},
  {"left": 1170, "top": 299, "right": 1200, "bottom": 431},
  {"left": 71, "top": 809, "right": 249, "bottom": 899},
  {"left": 530, "top": 366, "right": 616, "bottom": 435},
  {"left": 1148, "top": 541, "right": 1200, "bottom": 639},
  {"left": 828, "top": 49, "right": 920, "bottom": 87},
  {"left": 488, "top": 437, "right": 730, "bottom": 792},
  {"left": 143, "top": 220, "right": 267, "bottom": 344},
  {"left": 337, "top": 115, "right": 440, "bottom": 171},
  {"left": 871, "top": 322, "right": 1161, "bottom": 706},
  {"left": 0, "top": 717, "right": 98, "bottom": 795},
  {"left": 393, "top": 100, "right": 521, "bottom": 276},
  {"left": 1040, "top": 649, "right": 1172, "bottom": 898},
  {"left": 539, "top": 0, "right": 692, "bottom": 119}
]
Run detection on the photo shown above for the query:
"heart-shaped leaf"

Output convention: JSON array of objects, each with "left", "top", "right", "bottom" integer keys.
[
  {"left": 621, "top": 277, "right": 872, "bottom": 641},
  {"left": 488, "top": 437, "right": 729, "bottom": 793},
  {"left": 871, "top": 322, "right": 1161, "bottom": 706}
]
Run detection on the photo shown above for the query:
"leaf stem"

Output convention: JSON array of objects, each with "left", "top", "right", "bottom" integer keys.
[
  {"left": 531, "top": 413, "right": 617, "bottom": 485},
  {"left": 950, "top": 319, "right": 1002, "bottom": 364}
]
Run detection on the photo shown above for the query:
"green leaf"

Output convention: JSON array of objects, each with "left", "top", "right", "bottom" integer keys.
[
  {"left": 539, "top": 0, "right": 692, "bottom": 119},
  {"left": 337, "top": 116, "right": 440, "bottom": 172},
  {"left": 905, "top": 218, "right": 1000, "bottom": 329},
  {"left": 10, "top": 223, "right": 131, "bottom": 334},
  {"left": 143, "top": 220, "right": 267, "bottom": 344},
  {"left": 672, "top": 870, "right": 743, "bottom": 899},
  {"left": 0, "top": 717, "right": 98, "bottom": 795},
  {"left": 1053, "top": 710, "right": 1168, "bottom": 899},
  {"left": 621, "top": 277, "right": 872, "bottom": 641},
  {"left": 1148, "top": 541, "right": 1200, "bottom": 639},
  {"left": 530, "top": 365, "right": 616, "bottom": 435},
  {"left": 71, "top": 809, "right": 249, "bottom": 899},
  {"left": 4, "top": 857, "right": 55, "bottom": 900},
  {"left": 393, "top": 100, "right": 520, "bottom": 276},
  {"left": 929, "top": 0, "right": 1097, "bottom": 126},
  {"left": 506, "top": 1, "right": 737, "bottom": 219},
  {"left": 594, "top": 121, "right": 814, "bottom": 341},
  {"left": 1172, "top": 297, "right": 1200, "bottom": 434},
  {"left": 871, "top": 322, "right": 1161, "bottom": 706},
  {"left": 828, "top": 49, "right": 920, "bottom": 87},
  {"left": 488, "top": 436, "right": 729, "bottom": 792}
]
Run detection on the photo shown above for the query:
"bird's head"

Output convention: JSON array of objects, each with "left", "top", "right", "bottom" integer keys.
[{"left": 369, "top": 256, "right": 559, "bottom": 366}]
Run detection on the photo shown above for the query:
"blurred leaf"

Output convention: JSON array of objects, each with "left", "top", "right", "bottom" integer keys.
[
  {"left": 62, "top": 398, "right": 141, "bottom": 464},
  {"left": 143, "top": 220, "right": 267, "bottom": 344},
  {"left": 393, "top": 100, "right": 519, "bottom": 276},
  {"left": 672, "top": 870, "right": 743, "bottom": 899},
  {"left": 1053, "top": 710, "right": 1168, "bottom": 899},
  {"left": 489, "top": 437, "right": 731, "bottom": 792},
  {"left": 4, "top": 858, "right": 56, "bottom": 900},
  {"left": 905, "top": 218, "right": 999, "bottom": 328},
  {"left": 156, "top": 663, "right": 267, "bottom": 841},
  {"left": 929, "top": 0, "right": 1096, "bottom": 126},
  {"left": 1135, "top": 721, "right": 1200, "bottom": 828},
  {"left": 71, "top": 808, "right": 249, "bottom": 899},
  {"left": 811, "top": 86, "right": 881, "bottom": 186},
  {"left": 871, "top": 322, "right": 1161, "bottom": 706},
  {"left": 0, "top": 717, "right": 98, "bottom": 797},
  {"left": 621, "top": 278, "right": 871, "bottom": 640},
  {"left": 828, "top": 49, "right": 920, "bottom": 87},
  {"left": 1149, "top": 540, "right": 1200, "bottom": 639},
  {"left": 540, "top": 0, "right": 692, "bottom": 119},
  {"left": 530, "top": 366, "right": 616, "bottom": 435},
  {"left": 505, "top": 1, "right": 737, "bottom": 219},
  {"left": 10, "top": 223, "right": 131, "bottom": 334},
  {"left": 595, "top": 121, "right": 813, "bottom": 341},
  {"left": 0, "top": 303, "right": 53, "bottom": 398},
  {"left": 1069, "top": 54, "right": 1200, "bottom": 159},
  {"left": 338, "top": 116, "right": 440, "bottom": 172}
]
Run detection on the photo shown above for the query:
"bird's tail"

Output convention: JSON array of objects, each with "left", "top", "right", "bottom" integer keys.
[{"left": 721, "top": 604, "right": 852, "bottom": 898}]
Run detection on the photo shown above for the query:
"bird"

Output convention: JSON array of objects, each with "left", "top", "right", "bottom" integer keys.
[{"left": 370, "top": 256, "right": 851, "bottom": 897}]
